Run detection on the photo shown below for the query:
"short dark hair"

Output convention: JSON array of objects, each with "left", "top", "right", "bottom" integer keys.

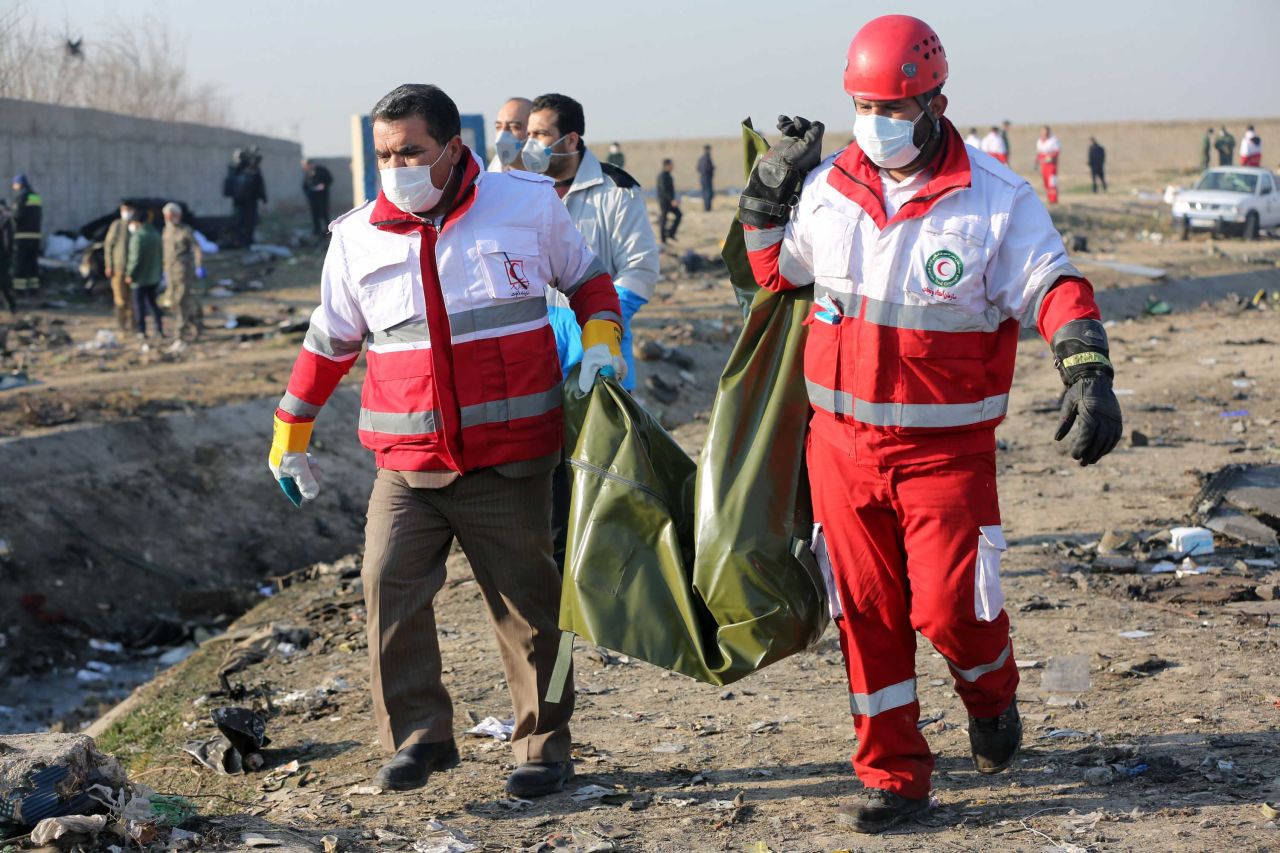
[
  {"left": 371, "top": 84, "right": 460, "bottom": 145},
  {"left": 531, "top": 93, "right": 585, "bottom": 139},
  {"left": 662, "top": 158, "right": 673, "bottom": 167}
]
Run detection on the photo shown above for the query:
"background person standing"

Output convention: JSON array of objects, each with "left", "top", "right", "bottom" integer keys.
[
  {"left": 1036, "top": 126, "right": 1061, "bottom": 203},
  {"left": 125, "top": 215, "right": 163, "bottom": 339},
  {"left": 1201, "top": 127, "right": 1215, "bottom": 171},
  {"left": 162, "top": 202, "right": 205, "bottom": 341},
  {"left": 980, "top": 126, "right": 1008, "bottom": 163},
  {"left": 656, "top": 158, "right": 681, "bottom": 243},
  {"left": 606, "top": 142, "right": 625, "bottom": 168},
  {"left": 224, "top": 149, "right": 267, "bottom": 247},
  {"left": 1216, "top": 125, "right": 1235, "bottom": 166},
  {"left": 103, "top": 202, "right": 136, "bottom": 332},
  {"left": 301, "top": 159, "right": 334, "bottom": 236},
  {"left": 10, "top": 174, "right": 42, "bottom": 294},
  {"left": 1087, "top": 137, "right": 1107, "bottom": 192},
  {"left": 697, "top": 144, "right": 716, "bottom": 211},
  {"left": 1239, "top": 126, "right": 1262, "bottom": 166},
  {"left": 489, "top": 97, "right": 533, "bottom": 172},
  {"left": 0, "top": 201, "right": 14, "bottom": 313}
]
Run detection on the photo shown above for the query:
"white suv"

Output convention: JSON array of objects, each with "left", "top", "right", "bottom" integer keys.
[{"left": 1171, "top": 167, "right": 1279, "bottom": 240}]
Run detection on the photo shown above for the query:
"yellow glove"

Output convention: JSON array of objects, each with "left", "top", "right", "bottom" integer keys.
[
  {"left": 268, "top": 416, "right": 320, "bottom": 506},
  {"left": 579, "top": 319, "right": 626, "bottom": 393}
]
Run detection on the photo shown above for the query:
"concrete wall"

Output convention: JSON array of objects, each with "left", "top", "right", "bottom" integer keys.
[{"left": 0, "top": 98, "right": 303, "bottom": 235}]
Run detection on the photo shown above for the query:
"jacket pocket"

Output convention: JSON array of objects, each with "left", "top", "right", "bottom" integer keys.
[
  {"left": 350, "top": 248, "right": 418, "bottom": 333},
  {"left": 475, "top": 226, "right": 546, "bottom": 300},
  {"left": 974, "top": 524, "right": 1006, "bottom": 622}
]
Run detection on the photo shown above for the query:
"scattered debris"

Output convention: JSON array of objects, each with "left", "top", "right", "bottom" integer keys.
[
  {"left": 1119, "top": 630, "right": 1154, "bottom": 639},
  {"left": 0, "top": 733, "right": 127, "bottom": 826},
  {"left": 30, "top": 813, "right": 110, "bottom": 843},
  {"left": 1195, "top": 464, "right": 1280, "bottom": 549},
  {"left": 465, "top": 716, "right": 514, "bottom": 741},
  {"left": 183, "top": 706, "right": 269, "bottom": 774}
]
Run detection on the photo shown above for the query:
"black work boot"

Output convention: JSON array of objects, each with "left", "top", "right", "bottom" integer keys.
[
  {"left": 969, "top": 697, "right": 1022, "bottom": 775},
  {"left": 835, "top": 788, "right": 929, "bottom": 834},
  {"left": 372, "top": 739, "right": 460, "bottom": 791},
  {"left": 505, "top": 760, "right": 574, "bottom": 798}
]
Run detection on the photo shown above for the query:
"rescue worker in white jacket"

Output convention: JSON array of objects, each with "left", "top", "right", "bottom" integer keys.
[
  {"left": 519, "top": 93, "right": 660, "bottom": 391},
  {"left": 740, "top": 15, "right": 1122, "bottom": 834}
]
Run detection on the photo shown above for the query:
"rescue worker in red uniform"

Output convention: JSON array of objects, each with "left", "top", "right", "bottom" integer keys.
[
  {"left": 1036, "top": 126, "right": 1061, "bottom": 203},
  {"left": 739, "top": 15, "right": 1122, "bottom": 834}
]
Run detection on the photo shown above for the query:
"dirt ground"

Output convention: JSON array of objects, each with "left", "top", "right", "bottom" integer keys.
[{"left": 4, "top": 168, "right": 1280, "bottom": 851}]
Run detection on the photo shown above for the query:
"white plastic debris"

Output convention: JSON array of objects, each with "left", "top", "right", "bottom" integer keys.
[
  {"left": 31, "top": 814, "right": 109, "bottom": 843},
  {"left": 1169, "top": 526, "right": 1214, "bottom": 556},
  {"left": 570, "top": 784, "right": 615, "bottom": 802},
  {"left": 465, "top": 716, "right": 514, "bottom": 741},
  {"left": 76, "top": 668, "right": 107, "bottom": 683},
  {"left": 1119, "top": 630, "right": 1154, "bottom": 639},
  {"left": 89, "top": 639, "right": 124, "bottom": 654},
  {"left": 157, "top": 645, "right": 196, "bottom": 666}
]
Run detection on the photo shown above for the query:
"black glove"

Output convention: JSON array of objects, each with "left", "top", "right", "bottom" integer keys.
[
  {"left": 1055, "top": 374, "right": 1123, "bottom": 465},
  {"left": 738, "top": 115, "right": 825, "bottom": 228},
  {"left": 1051, "top": 319, "right": 1123, "bottom": 466}
]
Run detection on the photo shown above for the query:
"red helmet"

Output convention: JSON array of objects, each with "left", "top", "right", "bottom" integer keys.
[{"left": 843, "top": 15, "right": 948, "bottom": 101}]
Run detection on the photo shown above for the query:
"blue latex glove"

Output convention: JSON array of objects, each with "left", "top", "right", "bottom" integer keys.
[
  {"left": 196, "top": 265, "right": 206, "bottom": 279},
  {"left": 614, "top": 286, "right": 649, "bottom": 392}
]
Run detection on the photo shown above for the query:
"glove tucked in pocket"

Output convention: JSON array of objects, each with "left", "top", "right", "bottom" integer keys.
[{"left": 974, "top": 524, "right": 1006, "bottom": 622}]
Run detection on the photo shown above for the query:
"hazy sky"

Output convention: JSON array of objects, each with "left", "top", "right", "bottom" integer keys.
[{"left": 24, "top": 0, "right": 1280, "bottom": 156}]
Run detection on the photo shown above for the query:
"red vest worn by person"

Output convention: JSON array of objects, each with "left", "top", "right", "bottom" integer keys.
[
  {"left": 275, "top": 151, "right": 621, "bottom": 473},
  {"left": 744, "top": 120, "right": 1100, "bottom": 466}
]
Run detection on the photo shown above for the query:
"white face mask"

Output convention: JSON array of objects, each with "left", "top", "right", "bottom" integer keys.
[
  {"left": 853, "top": 110, "right": 926, "bottom": 169},
  {"left": 379, "top": 144, "right": 452, "bottom": 213},
  {"left": 521, "top": 134, "right": 570, "bottom": 174},
  {"left": 494, "top": 130, "right": 521, "bottom": 167}
]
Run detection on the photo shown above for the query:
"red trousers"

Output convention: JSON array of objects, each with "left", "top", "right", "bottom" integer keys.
[
  {"left": 808, "top": 430, "right": 1019, "bottom": 799},
  {"left": 1040, "top": 161, "right": 1059, "bottom": 203},
  {"left": 1241, "top": 154, "right": 1261, "bottom": 167}
]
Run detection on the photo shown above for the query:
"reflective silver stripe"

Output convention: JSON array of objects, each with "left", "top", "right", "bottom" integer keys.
[
  {"left": 449, "top": 298, "right": 546, "bottom": 336},
  {"left": 948, "top": 642, "right": 1012, "bottom": 683},
  {"left": 1023, "top": 263, "right": 1084, "bottom": 329},
  {"left": 805, "top": 380, "right": 1008, "bottom": 428},
  {"left": 849, "top": 678, "right": 917, "bottom": 717},
  {"left": 586, "top": 310, "right": 622, "bottom": 327},
  {"left": 305, "top": 327, "right": 364, "bottom": 358},
  {"left": 563, "top": 255, "right": 609, "bottom": 296},
  {"left": 812, "top": 285, "right": 1001, "bottom": 333},
  {"left": 460, "top": 386, "right": 562, "bottom": 428},
  {"left": 278, "top": 392, "right": 321, "bottom": 419},
  {"left": 806, "top": 379, "right": 854, "bottom": 417},
  {"left": 358, "top": 408, "right": 438, "bottom": 435},
  {"left": 370, "top": 318, "right": 430, "bottom": 347},
  {"left": 744, "top": 226, "right": 785, "bottom": 252},
  {"left": 778, "top": 243, "right": 813, "bottom": 286}
]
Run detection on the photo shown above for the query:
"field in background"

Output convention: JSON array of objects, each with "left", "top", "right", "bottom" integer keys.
[{"left": 607, "top": 116, "right": 1280, "bottom": 197}]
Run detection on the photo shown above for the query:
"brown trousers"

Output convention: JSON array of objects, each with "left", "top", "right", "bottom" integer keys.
[
  {"left": 110, "top": 271, "right": 134, "bottom": 332},
  {"left": 362, "top": 466, "right": 574, "bottom": 763}
]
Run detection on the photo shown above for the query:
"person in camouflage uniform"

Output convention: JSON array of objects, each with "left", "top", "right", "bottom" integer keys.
[{"left": 161, "top": 203, "right": 205, "bottom": 340}]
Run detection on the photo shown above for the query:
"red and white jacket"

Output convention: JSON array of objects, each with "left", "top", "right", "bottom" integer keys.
[
  {"left": 745, "top": 120, "right": 1101, "bottom": 466},
  {"left": 275, "top": 150, "right": 621, "bottom": 473}
]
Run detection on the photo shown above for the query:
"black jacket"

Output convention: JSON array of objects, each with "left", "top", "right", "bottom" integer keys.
[
  {"left": 1087, "top": 143, "right": 1105, "bottom": 170},
  {"left": 657, "top": 170, "right": 676, "bottom": 205},
  {"left": 303, "top": 164, "right": 333, "bottom": 196}
]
